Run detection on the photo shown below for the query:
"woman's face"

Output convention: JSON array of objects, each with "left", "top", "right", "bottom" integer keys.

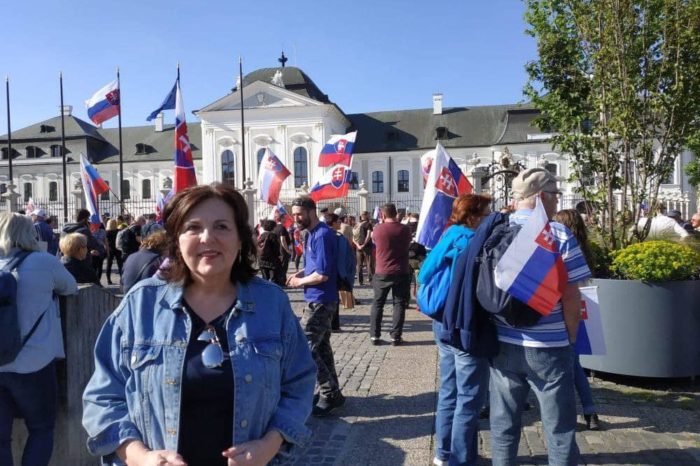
[{"left": 178, "top": 197, "right": 241, "bottom": 283}]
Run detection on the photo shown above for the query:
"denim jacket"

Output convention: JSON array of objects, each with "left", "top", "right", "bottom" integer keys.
[{"left": 82, "top": 276, "right": 316, "bottom": 465}]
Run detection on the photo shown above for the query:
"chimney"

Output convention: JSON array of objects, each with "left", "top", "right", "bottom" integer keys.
[
  {"left": 61, "top": 105, "right": 73, "bottom": 116},
  {"left": 154, "top": 112, "right": 164, "bottom": 132},
  {"left": 432, "top": 93, "right": 443, "bottom": 115}
]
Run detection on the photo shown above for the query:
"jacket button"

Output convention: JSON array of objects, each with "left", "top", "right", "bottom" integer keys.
[
  {"left": 240, "top": 419, "right": 248, "bottom": 428},
  {"left": 165, "top": 379, "right": 176, "bottom": 385},
  {"left": 244, "top": 374, "right": 253, "bottom": 383},
  {"left": 167, "top": 429, "right": 177, "bottom": 436}
]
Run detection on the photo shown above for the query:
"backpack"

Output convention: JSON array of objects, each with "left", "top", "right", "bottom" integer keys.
[
  {"left": 416, "top": 261, "right": 451, "bottom": 319},
  {"left": 257, "top": 231, "right": 281, "bottom": 266},
  {"left": 336, "top": 233, "right": 356, "bottom": 291},
  {"left": 117, "top": 226, "right": 139, "bottom": 255},
  {"left": 0, "top": 251, "right": 44, "bottom": 366},
  {"left": 475, "top": 219, "right": 543, "bottom": 328}
]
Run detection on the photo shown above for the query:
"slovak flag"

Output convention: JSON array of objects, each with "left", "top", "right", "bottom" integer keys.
[
  {"left": 494, "top": 196, "right": 568, "bottom": 316},
  {"left": 258, "top": 149, "right": 291, "bottom": 205},
  {"left": 275, "top": 200, "right": 294, "bottom": 229},
  {"left": 155, "top": 189, "right": 174, "bottom": 223},
  {"left": 309, "top": 164, "right": 352, "bottom": 202},
  {"left": 415, "top": 143, "right": 472, "bottom": 248},
  {"left": 575, "top": 286, "right": 606, "bottom": 355},
  {"left": 85, "top": 80, "right": 120, "bottom": 126},
  {"left": 173, "top": 80, "right": 197, "bottom": 193},
  {"left": 79, "top": 154, "right": 109, "bottom": 227},
  {"left": 318, "top": 131, "right": 357, "bottom": 167}
]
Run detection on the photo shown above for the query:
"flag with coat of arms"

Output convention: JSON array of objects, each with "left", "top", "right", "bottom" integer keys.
[
  {"left": 575, "top": 286, "right": 606, "bottom": 355},
  {"left": 318, "top": 131, "right": 357, "bottom": 167},
  {"left": 308, "top": 164, "right": 351, "bottom": 202},
  {"left": 258, "top": 148, "right": 291, "bottom": 205},
  {"left": 79, "top": 154, "right": 110, "bottom": 229},
  {"left": 415, "top": 143, "right": 472, "bottom": 248}
]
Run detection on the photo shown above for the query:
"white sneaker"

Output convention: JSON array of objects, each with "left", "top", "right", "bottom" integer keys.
[{"left": 433, "top": 458, "right": 447, "bottom": 466}]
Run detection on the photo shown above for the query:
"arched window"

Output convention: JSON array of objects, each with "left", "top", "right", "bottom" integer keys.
[
  {"left": 142, "top": 179, "right": 152, "bottom": 199},
  {"left": 49, "top": 181, "right": 58, "bottom": 201},
  {"left": 23, "top": 182, "right": 32, "bottom": 201},
  {"left": 121, "top": 180, "right": 131, "bottom": 200},
  {"left": 221, "top": 150, "right": 235, "bottom": 186},
  {"left": 350, "top": 171, "right": 359, "bottom": 190},
  {"left": 397, "top": 170, "right": 409, "bottom": 192},
  {"left": 293, "top": 147, "right": 308, "bottom": 188},
  {"left": 372, "top": 171, "right": 384, "bottom": 193},
  {"left": 257, "top": 148, "right": 267, "bottom": 170}
]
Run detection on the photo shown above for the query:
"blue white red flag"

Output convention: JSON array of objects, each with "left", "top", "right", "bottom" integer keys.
[
  {"left": 415, "top": 143, "right": 472, "bottom": 248},
  {"left": 173, "top": 80, "right": 197, "bottom": 193},
  {"left": 575, "top": 286, "right": 606, "bottom": 355},
  {"left": 155, "top": 189, "right": 174, "bottom": 223},
  {"left": 494, "top": 197, "right": 568, "bottom": 316},
  {"left": 258, "top": 148, "right": 291, "bottom": 205},
  {"left": 80, "top": 154, "right": 109, "bottom": 227},
  {"left": 85, "top": 80, "right": 120, "bottom": 126},
  {"left": 275, "top": 200, "right": 294, "bottom": 229},
  {"left": 293, "top": 228, "right": 303, "bottom": 256},
  {"left": 309, "top": 164, "right": 351, "bottom": 202},
  {"left": 146, "top": 80, "right": 177, "bottom": 121},
  {"left": 318, "top": 131, "right": 357, "bottom": 167}
]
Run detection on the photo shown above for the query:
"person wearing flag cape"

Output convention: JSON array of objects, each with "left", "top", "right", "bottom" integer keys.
[{"left": 489, "top": 168, "right": 592, "bottom": 466}]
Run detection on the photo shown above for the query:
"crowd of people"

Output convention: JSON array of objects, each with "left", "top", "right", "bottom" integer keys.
[{"left": 3, "top": 171, "right": 697, "bottom": 465}]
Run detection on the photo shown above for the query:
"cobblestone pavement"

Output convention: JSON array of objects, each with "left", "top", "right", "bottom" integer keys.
[{"left": 284, "top": 283, "right": 700, "bottom": 466}]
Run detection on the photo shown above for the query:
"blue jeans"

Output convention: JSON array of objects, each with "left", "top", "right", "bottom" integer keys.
[
  {"left": 433, "top": 322, "right": 488, "bottom": 466},
  {"left": 489, "top": 343, "right": 578, "bottom": 466},
  {"left": 0, "top": 362, "right": 57, "bottom": 466},
  {"left": 573, "top": 355, "right": 596, "bottom": 415}
]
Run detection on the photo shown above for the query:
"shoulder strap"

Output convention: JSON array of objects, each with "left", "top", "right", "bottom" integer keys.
[
  {"left": 135, "top": 254, "right": 162, "bottom": 282},
  {"left": 2, "top": 250, "right": 32, "bottom": 273}
]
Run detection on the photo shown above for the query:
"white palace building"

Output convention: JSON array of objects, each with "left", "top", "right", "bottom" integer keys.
[{"left": 1, "top": 63, "right": 696, "bottom": 224}]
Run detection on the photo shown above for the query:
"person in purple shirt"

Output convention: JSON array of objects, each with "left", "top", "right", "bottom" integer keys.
[{"left": 287, "top": 196, "right": 345, "bottom": 417}]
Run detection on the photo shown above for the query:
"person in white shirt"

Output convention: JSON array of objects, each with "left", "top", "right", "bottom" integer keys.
[{"left": 635, "top": 207, "right": 689, "bottom": 240}]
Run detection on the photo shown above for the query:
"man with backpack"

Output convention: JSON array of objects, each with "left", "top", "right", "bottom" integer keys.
[
  {"left": 117, "top": 215, "right": 145, "bottom": 262},
  {"left": 488, "top": 168, "right": 592, "bottom": 466},
  {"left": 287, "top": 196, "right": 345, "bottom": 417},
  {"left": 369, "top": 203, "right": 412, "bottom": 346}
]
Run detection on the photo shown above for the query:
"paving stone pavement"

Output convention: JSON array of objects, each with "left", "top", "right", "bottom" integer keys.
[{"left": 283, "top": 282, "right": 700, "bottom": 466}]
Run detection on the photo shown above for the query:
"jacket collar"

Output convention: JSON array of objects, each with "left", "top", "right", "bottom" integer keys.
[{"left": 158, "top": 279, "right": 257, "bottom": 314}]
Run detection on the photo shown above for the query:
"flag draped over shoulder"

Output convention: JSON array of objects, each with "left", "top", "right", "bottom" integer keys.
[
  {"left": 258, "top": 149, "right": 291, "bottom": 205},
  {"left": 173, "top": 80, "right": 197, "bottom": 193},
  {"left": 80, "top": 154, "right": 109, "bottom": 226},
  {"left": 309, "top": 165, "right": 351, "bottom": 202},
  {"left": 575, "top": 286, "right": 606, "bottom": 355},
  {"left": 85, "top": 80, "right": 120, "bottom": 126},
  {"left": 494, "top": 197, "right": 568, "bottom": 316},
  {"left": 318, "top": 131, "right": 356, "bottom": 167},
  {"left": 415, "top": 143, "right": 472, "bottom": 248}
]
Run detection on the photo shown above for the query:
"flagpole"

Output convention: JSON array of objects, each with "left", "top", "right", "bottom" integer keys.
[
  {"left": 5, "top": 76, "right": 13, "bottom": 189},
  {"left": 239, "top": 56, "right": 246, "bottom": 188},
  {"left": 60, "top": 71, "right": 68, "bottom": 224},
  {"left": 117, "top": 67, "right": 124, "bottom": 214}
]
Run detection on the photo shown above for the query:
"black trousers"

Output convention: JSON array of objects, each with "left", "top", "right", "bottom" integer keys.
[{"left": 370, "top": 273, "right": 411, "bottom": 339}]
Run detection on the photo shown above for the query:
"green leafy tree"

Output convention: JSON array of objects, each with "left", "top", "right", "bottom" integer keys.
[{"left": 524, "top": 0, "right": 700, "bottom": 250}]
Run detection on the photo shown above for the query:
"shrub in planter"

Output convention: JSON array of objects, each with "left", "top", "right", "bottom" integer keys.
[{"left": 609, "top": 240, "right": 700, "bottom": 281}]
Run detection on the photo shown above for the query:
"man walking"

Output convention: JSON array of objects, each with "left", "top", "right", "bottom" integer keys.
[
  {"left": 288, "top": 196, "right": 345, "bottom": 417},
  {"left": 273, "top": 212, "right": 292, "bottom": 286},
  {"left": 489, "top": 168, "right": 591, "bottom": 466},
  {"left": 369, "top": 203, "right": 412, "bottom": 345},
  {"left": 353, "top": 211, "right": 374, "bottom": 285}
]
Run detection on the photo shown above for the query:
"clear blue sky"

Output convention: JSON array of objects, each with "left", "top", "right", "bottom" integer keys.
[{"left": 1, "top": 0, "right": 537, "bottom": 131}]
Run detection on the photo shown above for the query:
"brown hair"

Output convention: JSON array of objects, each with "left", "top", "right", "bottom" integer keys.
[
  {"left": 554, "top": 209, "right": 594, "bottom": 270},
  {"left": 449, "top": 194, "right": 492, "bottom": 228},
  {"left": 381, "top": 203, "right": 397, "bottom": 218},
  {"left": 140, "top": 229, "right": 169, "bottom": 253},
  {"left": 163, "top": 183, "right": 257, "bottom": 284}
]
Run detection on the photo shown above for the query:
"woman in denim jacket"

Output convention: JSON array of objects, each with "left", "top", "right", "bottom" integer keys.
[{"left": 83, "top": 184, "right": 316, "bottom": 466}]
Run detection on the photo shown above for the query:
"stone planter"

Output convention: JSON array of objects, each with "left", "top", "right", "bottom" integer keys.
[{"left": 579, "top": 278, "right": 700, "bottom": 378}]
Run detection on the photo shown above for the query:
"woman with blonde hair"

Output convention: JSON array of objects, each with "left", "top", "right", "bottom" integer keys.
[
  {"left": 0, "top": 212, "right": 77, "bottom": 466},
  {"left": 105, "top": 218, "right": 122, "bottom": 286},
  {"left": 60, "top": 233, "right": 100, "bottom": 285}
]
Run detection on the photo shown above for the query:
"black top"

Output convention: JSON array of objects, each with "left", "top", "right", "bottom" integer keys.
[
  {"left": 106, "top": 229, "right": 118, "bottom": 251},
  {"left": 178, "top": 303, "right": 234, "bottom": 466},
  {"left": 62, "top": 257, "right": 100, "bottom": 285},
  {"left": 273, "top": 223, "right": 291, "bottom": 256}
]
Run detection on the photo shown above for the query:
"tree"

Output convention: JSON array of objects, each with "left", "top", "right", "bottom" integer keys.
[{"left": 524, "top": 0, "right": 700, "bottom": 250}]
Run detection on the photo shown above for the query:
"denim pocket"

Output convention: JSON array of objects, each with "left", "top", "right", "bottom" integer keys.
[
  {"left": 251, "top": 338, "right": 283, "bottom": 390},
  {"left": 127, "top": 345, "right": 163, "bottom": 393}
]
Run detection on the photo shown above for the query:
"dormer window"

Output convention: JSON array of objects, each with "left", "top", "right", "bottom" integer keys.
[
  {"left": 435, "top": 126, "right": 448, "bottom": 140},
  {"left": 135, "top": 143, "right": 153, "bottom": 155},
  {"left": 385, "top": 131, "right": 399, "bottom": 142},
  {"left": 40, "top": 124, "right": 55, "bottom": 133},
  {"left": 26, "top": 146, "right": 42, "bottom": 158}
]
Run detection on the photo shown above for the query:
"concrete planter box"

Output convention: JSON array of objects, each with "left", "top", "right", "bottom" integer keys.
[{"left": 580, "top": 278, "right": 700, "bottom": 378}]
